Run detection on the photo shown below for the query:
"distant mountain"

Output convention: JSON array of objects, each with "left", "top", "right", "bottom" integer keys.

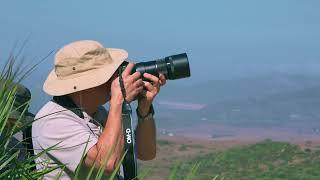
[
  {"left": 155, "top": 74, "right": 320, "bottom": 128},
  {"left": 204, "top": 86, "right": 320, "bottom": 126},
  {"left": 158, "top": 73, "right": 320, "bottom": 104}
]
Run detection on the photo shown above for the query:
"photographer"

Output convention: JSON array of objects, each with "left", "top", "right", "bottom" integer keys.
[{"left": 32, "top": 40, "right": 166, "bottom": 179}]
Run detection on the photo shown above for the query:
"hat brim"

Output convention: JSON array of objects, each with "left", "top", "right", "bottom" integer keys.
[{"left": 43, "top": 48, "right": 128, "bottom": 96}]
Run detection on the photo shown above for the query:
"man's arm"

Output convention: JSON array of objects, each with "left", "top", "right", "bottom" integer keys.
[
  {"left": 84, "top": 98, "right": 124, "bottom": 175},
  {"left": 135, "top": 102, "right": 156, "bottom": 160},
  {"left": 135, "top": 73, "right": 166, "bottom": 161},
  {"left": 84, "top": 64, "right": 144, "bottom": 175}
]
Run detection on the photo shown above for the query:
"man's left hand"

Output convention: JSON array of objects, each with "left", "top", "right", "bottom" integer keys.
[{"left": 137, "top": 73, "right": 166, "bottom": 117}]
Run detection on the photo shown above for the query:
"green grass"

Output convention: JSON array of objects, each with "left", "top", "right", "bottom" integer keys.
[
  {"left": 158, "top": 139, "right": 174, "bottom": 146},
  {"left": 172, "top": 139, "right": 320, "bottom": 180}
]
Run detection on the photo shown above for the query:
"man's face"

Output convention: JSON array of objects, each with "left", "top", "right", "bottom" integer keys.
[{"left": 94, "top": 73, "right": 118, "bottom": 104}]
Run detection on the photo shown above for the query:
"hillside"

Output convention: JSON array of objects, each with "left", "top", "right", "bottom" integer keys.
[
  {"left": 158, "top": 73, "right": 320, "bottom": 104},
  {"left": 155, "top": 74, "right": 320, "bottom": 129},
  {"left": 171, "top": 140, "right": 320, "bottom": 179}
]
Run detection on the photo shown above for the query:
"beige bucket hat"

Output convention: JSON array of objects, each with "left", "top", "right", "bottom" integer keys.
[{"left": 43, "top": 40, "right": 128, "bottom": 96}]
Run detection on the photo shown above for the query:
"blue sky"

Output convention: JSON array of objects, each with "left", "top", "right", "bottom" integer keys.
[{"left": 1, "top": 0, "right": 320, "bottom": 111}]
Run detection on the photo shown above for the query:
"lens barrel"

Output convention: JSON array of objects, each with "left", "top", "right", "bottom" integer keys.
[{"left": 134, "top": 53, "right": 191, "bottom": 80}]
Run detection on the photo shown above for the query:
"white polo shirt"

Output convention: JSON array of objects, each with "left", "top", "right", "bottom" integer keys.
[{"left": 32, "top": 98, "right": 122, "bottom": 179}]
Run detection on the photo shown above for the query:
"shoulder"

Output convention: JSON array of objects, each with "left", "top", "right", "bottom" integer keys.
[
  {"left": 34, "top": 100, "right": 82, "bottom": 121},
  {"left": 34, "top": 101, "right": 62, "bottom": 120},
  {"left": 33, "top": 101, "right": 84, "bottom": 136},
  {"left": 32, "top": 101, "right": 94, "bottom": 147}
]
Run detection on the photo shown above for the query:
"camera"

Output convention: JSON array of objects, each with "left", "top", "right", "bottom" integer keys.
[{"left": 119, "top": 53, "right": 191, "bottom": 80}]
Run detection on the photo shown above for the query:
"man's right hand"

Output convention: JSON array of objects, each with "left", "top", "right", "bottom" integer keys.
[{"left": 110, "top": 63, "right": 144, "bottom": 104}]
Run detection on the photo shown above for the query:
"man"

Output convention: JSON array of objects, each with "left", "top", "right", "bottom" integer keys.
[{"left": 32, "top": 40, "right": 166, "bottom": 179}]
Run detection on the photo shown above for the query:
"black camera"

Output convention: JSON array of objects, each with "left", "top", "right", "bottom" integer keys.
[{"left": 120, "top": 53, "right": 191, "bottom": 80}]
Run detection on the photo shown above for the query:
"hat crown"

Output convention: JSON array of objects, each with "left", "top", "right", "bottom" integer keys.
[
  {"left": 54, "top": 40, "right": 114, "bottom": 80},
  {"left": 55, "top": 40, "right": 103, "bottom": 61}
]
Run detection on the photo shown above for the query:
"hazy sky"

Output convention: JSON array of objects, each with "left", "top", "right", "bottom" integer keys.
[{"left": 1, "top": 0, "right": 320, "bottom": 110}]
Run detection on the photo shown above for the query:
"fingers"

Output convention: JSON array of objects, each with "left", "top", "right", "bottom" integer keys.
[
  {"left": 127, "top": 86, "right": 144, "bottom": 101},
  {"left": 136, "top": 86, "right": 144, "bottom": 93},
  {"left": 134, "top": 79, "right": 144, "bottom": 88},
  {"left": 132, "top": 86, "right": 144, "bottom": 95},
  {"left": 124, "top": 72, "right": 142, "bottom": 93},
  {"left": 159, "top": 74, "right": 166, "bottom": 86},
  {"left": 127, "top": 72, "right": 141, "bottom": 83},
  {"left": 143, "top": 73, "right": 160, "bottom": 86},
  {"left": 143, "top": 81, "right": 155, "bottom": 92},
  {"left": 124, "top": 73, "right": 144, "bottom": 102},
  {"left": 125, "top": 78, "right": 143, "bottom": 95},
  {"left": 119, "top": 70, "right": 167, "bottom": 102},
  {"left": 122, "top": 63, "right": 135, "bottom": 77}
]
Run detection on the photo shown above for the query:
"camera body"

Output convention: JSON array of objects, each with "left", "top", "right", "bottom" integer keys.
[{"left": 119, "top": 53, "right": 191, "bottom": 81}]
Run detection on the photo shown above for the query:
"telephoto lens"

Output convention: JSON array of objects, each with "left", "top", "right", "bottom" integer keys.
[{"left": 120, "top": 53, "right": 191, "bottom": 80}]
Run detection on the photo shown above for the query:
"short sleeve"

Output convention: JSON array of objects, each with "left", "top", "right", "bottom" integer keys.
[{"left": 35, "top": 112, "right": 98, "bottom": 172}]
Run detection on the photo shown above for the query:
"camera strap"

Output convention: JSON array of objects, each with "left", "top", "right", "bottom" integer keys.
[{"left": 118, "top": 69, "right": 138, "bottom": 180}]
